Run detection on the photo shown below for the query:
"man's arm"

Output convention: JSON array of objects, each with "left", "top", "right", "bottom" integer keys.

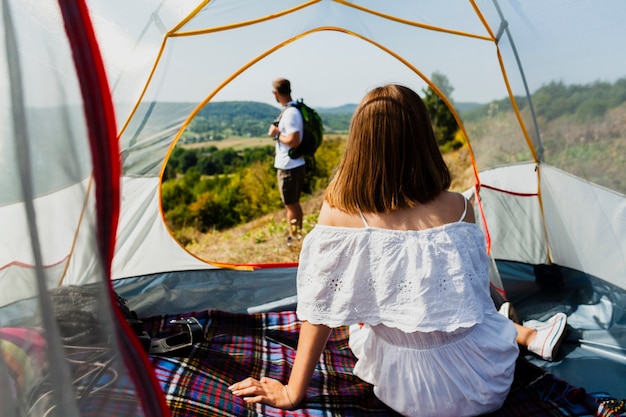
[
  {"left": 270, "top": 106, "right": 303, "bottom": 148},
  {"left": 268, "top": 124, "right": 301, "bottom": 148},
  {"left": 277, "top": 130, "right": 301, "bottom": 148}
]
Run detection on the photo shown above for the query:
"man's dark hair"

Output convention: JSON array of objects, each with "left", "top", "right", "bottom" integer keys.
[{"left": 272, "top": 78, "right": 291, "bottom": 96}]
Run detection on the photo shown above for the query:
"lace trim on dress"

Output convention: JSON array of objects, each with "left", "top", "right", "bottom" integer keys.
[{"left": 296, "top": 221, "right": 492, "bottom": 333}]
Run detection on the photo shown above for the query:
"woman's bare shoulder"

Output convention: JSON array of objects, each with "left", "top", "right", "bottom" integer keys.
[
  {"left": 438, "top": 191, "right": 475, "bottom": 224},
  {"left": 318, "top": 202, "right": 365, "bottom": 228}
]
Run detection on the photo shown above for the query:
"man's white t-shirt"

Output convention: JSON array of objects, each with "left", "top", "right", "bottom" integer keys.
[{"left": 274, "top": 103, "right": 305, "bottom": 170}]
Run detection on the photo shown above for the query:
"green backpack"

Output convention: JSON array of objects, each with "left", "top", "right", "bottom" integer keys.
[{"left": 287, "top": 99, "right": 323, "bottom": 159}]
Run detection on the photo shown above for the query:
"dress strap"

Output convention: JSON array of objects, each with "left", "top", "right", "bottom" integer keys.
[
  {"left": 457, "top": 197, "right": 468, "bottom": 223},
  {"left": 359, "top": 211, "right": 369, "bottom": 228}
]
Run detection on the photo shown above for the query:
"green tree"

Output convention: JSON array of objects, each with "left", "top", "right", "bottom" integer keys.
[
  {"left": 197, "top": 155, "right": 222, "bottom": 175},
  {"left": 423, "top": 72, "right": 460, "bottom": 148},
  {"left": 161, "top": 137, "right": 348, "bottom": 233},
  {"left": 180, "top": 149, "right": 199, "bottom": 173},
  {"left": 161, "top": 180, "right": 194, "bottom": 213},
  {"left": 237, "top": 161, "right": 282, "bottom": 220}
]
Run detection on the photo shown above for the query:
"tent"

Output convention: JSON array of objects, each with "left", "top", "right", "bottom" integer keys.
[{"left": 1, "top": 0, "right": 625, "bottom": 416}]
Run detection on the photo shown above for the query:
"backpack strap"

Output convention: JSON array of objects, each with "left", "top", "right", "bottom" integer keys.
[{"left": 273, "top": 100, "right": 300, "bottom": 125}]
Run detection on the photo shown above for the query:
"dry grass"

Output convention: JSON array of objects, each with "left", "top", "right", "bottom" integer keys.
[
  {"left": 184, "top": 146, "right": 474, "bottom": 265},
  {"left": 185, "top": 192, "right": 324, "bottom": 265},
  {"left": 444, "top": 145, "right": 475, "bottom": 192}
]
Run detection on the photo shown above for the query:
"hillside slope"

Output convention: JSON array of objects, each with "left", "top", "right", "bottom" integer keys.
[{"left": 185, "top": 146, "right": 474, "bottom": 265}]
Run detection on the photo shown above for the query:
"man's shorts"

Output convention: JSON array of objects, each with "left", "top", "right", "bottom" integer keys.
[{"left": 277, "top": 165, "right": 306, "bottom": 205}]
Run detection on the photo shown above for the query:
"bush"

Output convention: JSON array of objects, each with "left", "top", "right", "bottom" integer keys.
[{"left": 161, "top": 136, "right": 346, "bottom": 233}]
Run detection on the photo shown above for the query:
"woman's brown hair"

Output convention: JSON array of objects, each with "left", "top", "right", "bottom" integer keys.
[{"left": 325, "top": 84, "right": 451, "bottom": 213}]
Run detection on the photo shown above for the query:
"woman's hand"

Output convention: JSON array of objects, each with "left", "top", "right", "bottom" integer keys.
[
  {"left": 229, "top": 322, "right": 330, "bottom": 410},
  {"left": 229, "top": 377, "right": 297, "bottom": 409}
]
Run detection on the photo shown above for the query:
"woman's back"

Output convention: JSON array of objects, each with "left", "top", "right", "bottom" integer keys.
[
  {"left": 318, "top": 191, "right": 472, "bottom": 231},
  {"left": 297, "top": 191, "right": 519, "bottom": 416},
  {"left": 230, "top": 85, "right": 517, "bottom": 417}
]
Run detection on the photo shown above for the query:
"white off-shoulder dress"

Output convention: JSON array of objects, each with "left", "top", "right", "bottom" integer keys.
[{"left": 296, "top": 204, "right": 519, "bottom": 417}]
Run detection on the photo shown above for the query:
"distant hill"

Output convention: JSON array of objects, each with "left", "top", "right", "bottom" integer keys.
[
  {"left": 198, "top": 101, "right": 280, "bottom": 118},
  {"left": 456, "top": 102, "right": 484, "bottom": 114},
  {"left": 317, "top": 103, "right": 358, "bottom": 114},
  {"left": 181, "top": 101, "right": 356, "bottom": 142},
  {"left": 175, "top": 100, "right": 487, "bottom": 143},
  {"left": 204, "top": 101, "right": 358, "bottom": 115},
  {"left": 129, "top": 75, "right": 626, "bottom": 145}
]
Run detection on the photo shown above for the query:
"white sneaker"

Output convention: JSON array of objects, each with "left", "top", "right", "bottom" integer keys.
[
  {"left": 525, "top": 313, "right": 567, "bottom": 361},
  {"left": 498, "top": 302, "right": 511, "bottom": 319}
]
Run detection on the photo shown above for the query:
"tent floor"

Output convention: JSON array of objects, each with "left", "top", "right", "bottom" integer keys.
[
  {"left": 142, "top": 309, "right": 617, "bottom": 416},
  {"left": 497, "top": 261, "right": 626, "bottom": 401},
  {"left": 115, "top": 261, "right": 626, "bottom": 404}
]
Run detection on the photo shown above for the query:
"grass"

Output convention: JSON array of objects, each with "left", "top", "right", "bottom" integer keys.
[{"left": 184, "top": 190, "right": 324, "bottom": 265}]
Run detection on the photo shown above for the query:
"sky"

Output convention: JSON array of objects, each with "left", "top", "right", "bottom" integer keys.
[
  {"left": 85, "top": 0, "right": 626, "bottom": 111},
  {"left": 209, "top": 33, "right": 436, "bottom": 108}
]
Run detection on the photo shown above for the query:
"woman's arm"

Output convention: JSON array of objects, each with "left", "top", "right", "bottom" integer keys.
[
  {"left": 286, "top": 321, "right": 332, "bottom": 404},
  {"left": 229, "top": 321, "right": 331, "bottom": 409}
]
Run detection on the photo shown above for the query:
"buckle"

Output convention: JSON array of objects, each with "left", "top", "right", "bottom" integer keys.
[{"left": 149, "top": 317, "right": 204, "bottom": 354}]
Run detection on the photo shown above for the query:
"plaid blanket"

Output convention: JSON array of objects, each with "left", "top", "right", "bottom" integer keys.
[{"left": 142, "top": 310, "right": 621, "bottom": 417}]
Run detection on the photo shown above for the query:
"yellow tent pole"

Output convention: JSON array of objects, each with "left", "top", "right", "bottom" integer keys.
[
  {"left": 168, "top": 0, "right": 211, "bottom": 34},
  {"left": 171, "top": 0, "right": 322, "bottom": 37},
  {"left": 172, "top": 0, "right": 490, "bottom": 41},
  {"left": 335, "top": 0, "right": 492, "bottom": 41},
  {"left": 131, "top": 9, "right": 538, "bottom": 266},
  {"left": 116, "top": 1, "right": 212, "bottom": 138},
  {"left": 472, "top": 0, "right": 552, "bottom": 263},
  {"left": 493, "top": 48, "right": 554, "bottom": 263},
  {"left": 158, "top": 26, "right": 491, "bottom": 266},
  {"left": 470, "top": 0, "right": 497, "bottom": 40},
  {"left": 160, "top": 26, "right": 487, "bottom": 210},
  {"left": 116, "top": 37, "right": 168, "bottom": 139}
]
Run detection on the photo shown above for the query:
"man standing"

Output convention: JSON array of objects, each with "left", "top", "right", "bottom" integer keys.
[{"left": 269, "top": 78, "right": 305, "bottom": 246}]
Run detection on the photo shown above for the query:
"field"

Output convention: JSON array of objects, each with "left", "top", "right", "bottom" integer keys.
[{"left": 181, "top": 136, "right": 275, "bottom": 151}]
